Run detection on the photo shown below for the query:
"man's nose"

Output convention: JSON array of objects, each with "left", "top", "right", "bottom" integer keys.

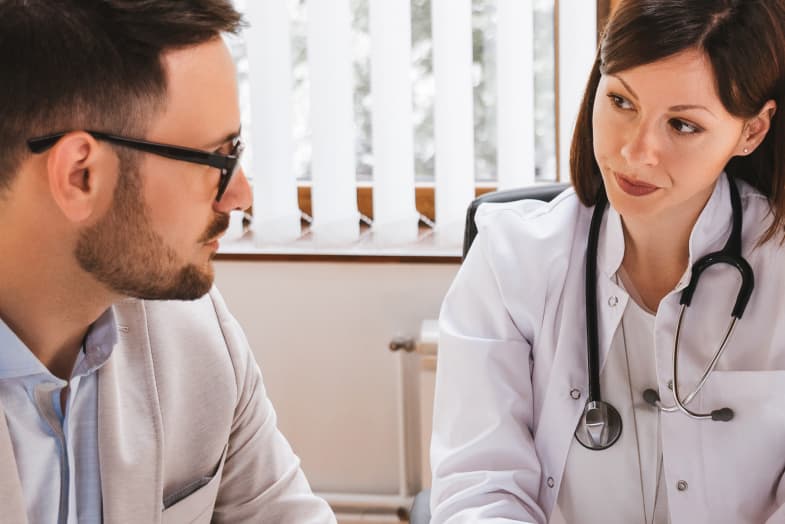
[{"left": 214, "top": 166, "right": 252, "bottom": 213}]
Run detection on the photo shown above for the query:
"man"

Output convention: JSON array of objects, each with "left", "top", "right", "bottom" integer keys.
[{"left": 0, "top": 1, "right": 335, "bottom": 522}]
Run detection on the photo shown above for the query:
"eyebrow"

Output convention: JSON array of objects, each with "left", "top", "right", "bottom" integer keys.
[{"left": 611, "top": 75, "right": 716, "bottom": 117}]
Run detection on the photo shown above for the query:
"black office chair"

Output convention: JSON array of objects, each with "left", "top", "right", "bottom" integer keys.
[{"left": 409, "top": 182, "right": 569, "bottom": 524}]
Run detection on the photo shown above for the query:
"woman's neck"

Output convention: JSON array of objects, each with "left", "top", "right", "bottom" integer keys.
[
  {"left": 617, "top": 180, "right": 719, "bottom": 311},
  {"left": 619, "top": 203, "right": 704, "bottom": 311},
  {"left": 621, "top": 224, "right": 689, "bottom": 311}
]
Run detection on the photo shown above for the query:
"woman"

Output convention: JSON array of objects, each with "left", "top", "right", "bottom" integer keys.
[{"left": 430, "top": 1, "right": 785, "bottom": 523}]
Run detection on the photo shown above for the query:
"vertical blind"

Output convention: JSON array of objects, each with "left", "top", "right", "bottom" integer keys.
[
  {"left": 240, "top": 0, "right": 596, "bottom": 248},
  {"left": 557, "top": 0, "right": 598, "bottom": 182},
  {"left": 306, "top": 0, "right": 361, "bottom": 244},
  {"left": 496, "top": 0, "right": 535, "bottom": 190},
  {"left": 430, "top": 0, "right": 476, "bottom": 242},
  {"left": 368, "top": 0, "right": 419, "bottom": 244},
  {"left": 244, "top": 0, "right": 301, "bottom": 244}
]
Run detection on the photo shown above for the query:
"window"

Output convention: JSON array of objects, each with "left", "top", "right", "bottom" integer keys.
[
  {"left": 232, "top": 0, "right": 557, "bottom": 185},
  {"left": 222, "top": 0, "right": 608, "bottom": 253}
]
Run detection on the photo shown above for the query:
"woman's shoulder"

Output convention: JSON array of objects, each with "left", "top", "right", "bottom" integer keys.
[
  {"left": 738, "top": 178, "right": 771, "bottom": 211},
  {"left": 474, "top": 186, "right": 587, "bottom": 253},
  {"left": 471, "top": 186, "right": 590, "bottom": 285},
  {"left": 737, "top": 178, "right": 783, "bottom": 248}
]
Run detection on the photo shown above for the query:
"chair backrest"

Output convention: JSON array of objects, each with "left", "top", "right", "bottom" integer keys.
[{"left": 462, "top": 183, "right": 570, "bottom": 259}]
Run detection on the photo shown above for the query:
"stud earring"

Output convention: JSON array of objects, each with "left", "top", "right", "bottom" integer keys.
[{"left": 743, "top": 147, "right": 750, "bottom": 154}]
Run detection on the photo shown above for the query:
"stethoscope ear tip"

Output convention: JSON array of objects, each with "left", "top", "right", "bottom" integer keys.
[{"left": 711, "top": 408, "right": 734, "bottom": 422}]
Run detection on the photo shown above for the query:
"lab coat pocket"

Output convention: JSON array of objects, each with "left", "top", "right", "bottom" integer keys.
[
  {"left": 162, "top": 444, "right": 228, "bottom": 524},
  {"left": 699, "top": 370, "right": 785, "bottom": 518}
]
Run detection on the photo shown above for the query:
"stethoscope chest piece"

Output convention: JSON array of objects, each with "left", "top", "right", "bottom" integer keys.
[
  {"left": 573, "top": 173, "right": 747, "bottom": 453},
  {"left": 574, "top": 400, "right": 623, "bottom": 450}
]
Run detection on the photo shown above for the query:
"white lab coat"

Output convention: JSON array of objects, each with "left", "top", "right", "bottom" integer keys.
[{"left": 430, "top": 174, "right": 785, "bottom": 524}]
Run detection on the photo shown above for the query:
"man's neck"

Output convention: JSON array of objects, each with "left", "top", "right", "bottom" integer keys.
[{"left": 0, "top": 244, "right": 117, "bottom": 380}]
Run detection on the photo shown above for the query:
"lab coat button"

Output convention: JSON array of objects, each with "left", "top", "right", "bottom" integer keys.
[
  {"left": 608, "top": 296, "right": 619, "bottom": 307},
  {"left": 570, "top": 388, "right": 581, "bottom": 400},
  {"left": 677, "top": 480, "right": 688, "bottom": 491},
  {"left": 547, "top": 477, "right": 555, "bottom": 488},
  {"left": 667, "top": 380, "right": 674, "bottom": 390}
]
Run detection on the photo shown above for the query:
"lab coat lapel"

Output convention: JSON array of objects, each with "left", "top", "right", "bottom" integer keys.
[
  {"left": 594, "top": 203, "right": 628, "bottom": 374},
  {"left": 593, "top": 176, "right": 733, "bottom": 375},
  {"left": 98, "top": 299, "right": 164, "bottom": 524},
  {"left": 0, "top": 404, "right": 28, "bottom": 524}
]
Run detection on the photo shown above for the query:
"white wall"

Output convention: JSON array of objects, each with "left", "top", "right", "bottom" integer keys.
[{"left": 214, "top": 260, "right": 458, "bottom": 499}]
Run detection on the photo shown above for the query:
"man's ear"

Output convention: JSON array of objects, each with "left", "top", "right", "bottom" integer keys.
[
  {"left": 46, "top": 132, "right": 115, "bottom": 223},
  {"left": 738, "top": 100, "right": 777, "bottom": 156}
]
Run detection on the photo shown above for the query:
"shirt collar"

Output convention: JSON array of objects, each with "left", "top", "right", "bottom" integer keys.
[
  {"left": 0, "top": 307, "right": 118, "bottom": 380},
  {"left": 72, "top": 308, "right": 118, "bottom": 378},
  {"left": 0, "top": 319, "right": 48, "bottom": 379},
  {"left": 597, "top": 173, "right": 733, "bottom": 282}
]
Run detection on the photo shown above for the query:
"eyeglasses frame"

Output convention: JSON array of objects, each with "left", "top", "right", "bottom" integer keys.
[{"left": 27, "top": 130, "right": 244, "bottom": 202}]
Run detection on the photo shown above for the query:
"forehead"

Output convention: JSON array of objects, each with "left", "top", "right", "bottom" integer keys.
[
  {"left": 606, "top": 49, "right": 725, "bottom": 110},
  {"left": 148, "top": 37, "right": 240, "bottom": 145}
]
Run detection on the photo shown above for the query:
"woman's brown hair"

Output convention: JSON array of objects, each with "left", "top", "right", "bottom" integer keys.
[{"left": 570, "top": 0, "right": 785, "bottom": 242}]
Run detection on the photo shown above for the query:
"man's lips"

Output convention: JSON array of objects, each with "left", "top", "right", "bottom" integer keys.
[
  {"left": 203, "top": 239, "right": 221, "bottom": 255},
  {"left": 614, "top": 171, "right": 658, "bottom": 196}
]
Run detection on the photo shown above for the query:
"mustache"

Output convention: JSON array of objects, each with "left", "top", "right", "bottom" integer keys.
[{"left": 199, "top": 213, "right": 230, "bottom": 243}]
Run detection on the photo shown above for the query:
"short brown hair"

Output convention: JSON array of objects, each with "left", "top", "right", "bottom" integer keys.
[
  {"left": 570, "top": 0, "right": 785, "bottom": 242},
  {"left": 0, "top": 0, "right": 244, "bottom": 189}
]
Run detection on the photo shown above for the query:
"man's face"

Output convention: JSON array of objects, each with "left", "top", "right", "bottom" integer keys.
[{"left": 76, "top": 37, "right": 251, "bottom": 300}]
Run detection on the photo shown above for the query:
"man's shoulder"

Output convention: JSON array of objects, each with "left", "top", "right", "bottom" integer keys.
[
  {"left": 111, "top": 287, "right": 248, "bottom": 401},
  {"left": 115, "top": 287, "right": 236, "bottom": 350},
  {"left": 122, "top": 286, "right": 231, "bottom": 329},
  {"left": 109, "top": 289, "right": 259, "bottom": 508}
]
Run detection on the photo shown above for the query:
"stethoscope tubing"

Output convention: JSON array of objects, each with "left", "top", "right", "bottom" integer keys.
[
  {"left": 584, "top": 190, "right": 606, "bottom": 404},
  {"left": 643, "top": 311, "right": 737, "bottom": 421},
  {"left": 576, "top": 174, "right": 750, "bottom": 449}
]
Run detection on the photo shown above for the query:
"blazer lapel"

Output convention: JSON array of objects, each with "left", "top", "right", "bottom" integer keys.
[
  {"left": 98, "top": 299, "right": 164, "bottom": 524},
  {"left": 0, "top": 407, "right": 28, "bottom": 524}
]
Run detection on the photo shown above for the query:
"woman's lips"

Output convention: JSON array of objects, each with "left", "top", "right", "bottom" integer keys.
[{"left": 614, "top": 171, "right": 658, "bottom": 197}]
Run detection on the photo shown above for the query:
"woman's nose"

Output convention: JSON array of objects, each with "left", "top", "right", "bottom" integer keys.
[{"left": 620, "top": 123, "right": 660, "bottom": 168}]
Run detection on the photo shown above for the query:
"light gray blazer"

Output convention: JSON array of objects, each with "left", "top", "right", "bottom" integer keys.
[{"left": 0, "top": 288, "right": 336, "bottom": 523}]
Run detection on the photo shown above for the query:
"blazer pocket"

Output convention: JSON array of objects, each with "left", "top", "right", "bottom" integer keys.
[{"left": 162, "top": 444, "right": 228, "bottom": 524}]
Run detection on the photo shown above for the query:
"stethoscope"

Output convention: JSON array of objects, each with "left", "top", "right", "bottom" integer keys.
[{"left": 574, "top": 174, "right": 755, "bottom": 451}]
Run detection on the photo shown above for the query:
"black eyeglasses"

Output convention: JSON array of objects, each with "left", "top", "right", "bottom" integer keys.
[{"left": 27, "top": 130, "right": 245, "bottom": 202}]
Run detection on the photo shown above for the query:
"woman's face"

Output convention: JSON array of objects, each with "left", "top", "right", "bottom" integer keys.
[{"left": 592, "top": 49, "right": 749, "bottom": 225}]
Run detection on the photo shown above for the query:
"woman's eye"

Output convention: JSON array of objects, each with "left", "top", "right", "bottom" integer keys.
[
  {"left": 607, "top": 93, "right": 633, "bottom": 110},
  {"left": 669, "top": 119, "right": 702, "bottom": 135}
]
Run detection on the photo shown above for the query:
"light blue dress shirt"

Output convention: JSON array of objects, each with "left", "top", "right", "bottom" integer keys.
[{"left": 0, "top": 309, "right": 117, "bottom": 524}]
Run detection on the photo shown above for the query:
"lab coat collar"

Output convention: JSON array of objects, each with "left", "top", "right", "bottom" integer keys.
[{"left": 597, "top": 173, "right": 733, "bottom": 285}]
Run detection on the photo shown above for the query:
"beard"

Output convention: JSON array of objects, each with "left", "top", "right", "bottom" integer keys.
[{"left": 74, "top": 156, "right": 229, "bottom": 301}]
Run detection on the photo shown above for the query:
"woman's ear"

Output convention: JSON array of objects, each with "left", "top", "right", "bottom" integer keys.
[
  {"left": 739, "top": 100, "right": 777, "bottom": 156},
  {"left": 46, "top": 132, "right": 114, "bottom": 223}
]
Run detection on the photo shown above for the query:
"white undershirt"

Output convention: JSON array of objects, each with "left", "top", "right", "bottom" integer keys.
[{"left": 552, "top": 275, "right": 669, "bottom": 524}]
